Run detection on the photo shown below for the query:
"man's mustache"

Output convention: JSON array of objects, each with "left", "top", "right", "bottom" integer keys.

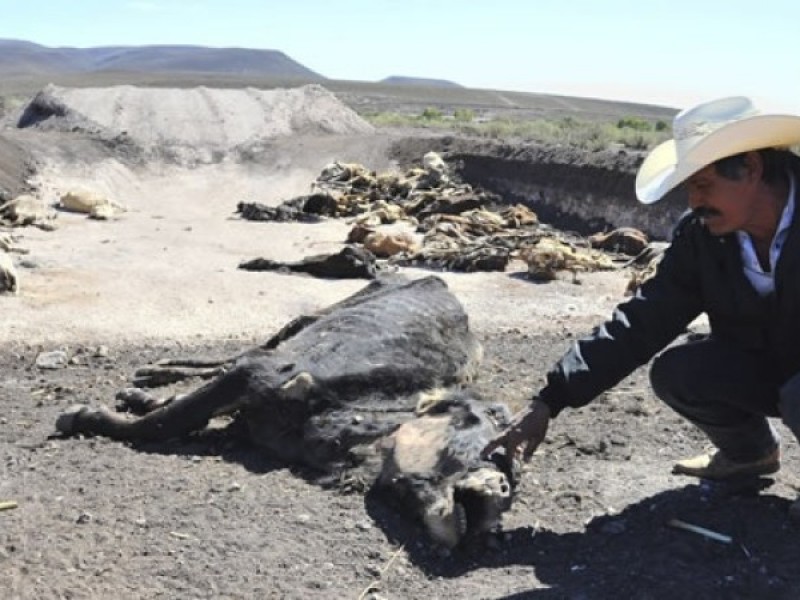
[{"left": 693, "top": 206, "right": 721, "bottom": 219}]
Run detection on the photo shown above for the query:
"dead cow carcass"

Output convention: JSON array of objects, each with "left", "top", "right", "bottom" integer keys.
[
  {"left": 0, "top": 251, "right": 18, "bottom": 293},
  {"left": 55, "top": 275, "right": 516, "bottom": 548}
]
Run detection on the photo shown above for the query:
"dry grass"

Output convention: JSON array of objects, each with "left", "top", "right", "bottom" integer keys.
[{"left": 365, "top": 109, "right": 672, "bottom": 151}]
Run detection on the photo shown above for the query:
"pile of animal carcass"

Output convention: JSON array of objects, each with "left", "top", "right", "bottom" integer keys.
[{"left": 236, "top": 151, "right": 654, "bottom": 283}]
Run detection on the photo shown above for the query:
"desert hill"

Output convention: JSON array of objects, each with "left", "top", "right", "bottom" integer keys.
[
  {"left": 0, "top": 39, "right": 677, "bottom": 122},
  {"left": 380, "top": 76, "right": 463, "bottom": 88},
  {"left": 0, "top": 39, "right": 323, "bottom": 79}
]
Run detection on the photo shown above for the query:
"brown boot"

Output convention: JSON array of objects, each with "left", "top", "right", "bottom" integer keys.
[{"left": 672, "top": 447, "right": 780, "bottom": 480}]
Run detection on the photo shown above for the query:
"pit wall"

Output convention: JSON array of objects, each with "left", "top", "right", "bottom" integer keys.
[{"left": 390, "top": 136, "right": 687, "bottom": 241}]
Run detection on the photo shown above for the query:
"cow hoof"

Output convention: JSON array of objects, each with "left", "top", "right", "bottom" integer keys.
[
  {"left": 116, "top": 388, "right": 158, "bottom": 414},
  {"left": 56, "top": 404, "right": 90, "bottom": 435}
]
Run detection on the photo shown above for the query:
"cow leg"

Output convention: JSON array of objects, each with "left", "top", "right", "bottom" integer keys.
[
  {"left": 115, "top": 388, "right": 174, "bottom": 415},
  {"left": 56, "top": 365, "right": 253, "bottom": 442},
  {"left": 133, "top": 358, "right": 229, "bottom": 387}
]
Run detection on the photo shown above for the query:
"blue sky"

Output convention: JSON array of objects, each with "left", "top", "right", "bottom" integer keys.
[{"left": 1, "top": 0, "right": 799, "bottom": 111}]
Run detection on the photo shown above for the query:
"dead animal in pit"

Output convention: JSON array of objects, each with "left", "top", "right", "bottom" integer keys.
[
  {"left": 238, "top": 245, "right": 378, "bottom": 279},
  {"left": 515, "top": 237, "right": 615, "bottom": 282},
  {"left": 0, "top": 193, "right": 56, "bottom": 230},
  {"left": 623, "top": 242, "right": 669, "bottom": 296},
  {"left": 588, "top": 227, "right": 649, "bottom": 256},
  {"left": 363, "top": 230, "right": 421, "bottom": 258},
  {"left": 60, "top": 188, "right": 126, "bottom": 220},
  {"left": 0, "top": 251, "right": 18, "bottom": 293},
  {"left": 55, "top": 275, "right": 517, "bottom": 548}
]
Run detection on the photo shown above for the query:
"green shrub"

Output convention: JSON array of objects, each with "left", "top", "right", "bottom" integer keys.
[
  {"left": 363, "top": 109, "right": 672, "bottom": 151},
  {"left": 364, "top": 112, "right": 416, "bottom": 127},
  {"left": 453, "top": 108, "right": 475, "bottom": 123},
  {"left": 617, "top": 116, "right": 652, "bottom": 131},
  {"left": 560, "top": 116, "right": 579, "bottom": 129},
  {"left": 420, "top": 107, "right": 443, "bottom": 120}
]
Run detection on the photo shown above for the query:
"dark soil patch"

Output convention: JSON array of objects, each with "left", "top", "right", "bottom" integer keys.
[{"left": 4, "top": 329, "right": 800, "bottom": 599}]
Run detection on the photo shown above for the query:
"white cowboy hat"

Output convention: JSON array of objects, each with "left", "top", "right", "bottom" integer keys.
[{"left": 635, "top": 96, "right": 800, "bottom": 204}]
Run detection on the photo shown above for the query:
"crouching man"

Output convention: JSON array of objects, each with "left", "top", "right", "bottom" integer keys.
[{"left": 484, "top": 96, "right": 800, "bottom": 516}]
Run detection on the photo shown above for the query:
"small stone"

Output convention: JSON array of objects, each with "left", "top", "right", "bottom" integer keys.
[
  {"left": 36, "top": 350, "right": 68, "bottom": 370},
  {"left": 307, "top": 580, "right": 329, "bottom": 590},
  {"left": 18, "top": 258, "right": 39, "bottom": 269},
  {"left": 76, "top": 512, "right": 92, "bottom": 524}
]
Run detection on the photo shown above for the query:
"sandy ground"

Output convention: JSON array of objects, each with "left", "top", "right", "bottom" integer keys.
[
  {"left": 4, "top": 86, "right": 800, "bottom": 599},
  {"left": 2, "top": 134, "right": 623, "bottom": 346}
]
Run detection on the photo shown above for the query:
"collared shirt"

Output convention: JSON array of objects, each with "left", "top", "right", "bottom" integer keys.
[{"left": 736, "top": 173, "right": 796, "bottom": 296}]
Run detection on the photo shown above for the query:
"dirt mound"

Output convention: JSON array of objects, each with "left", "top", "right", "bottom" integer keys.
[
  {"left": 0, "top": 134, "right": 34, "bottom": 198},
  {"left": 16, "top": 83, "right": 374, "bottom": 164}
]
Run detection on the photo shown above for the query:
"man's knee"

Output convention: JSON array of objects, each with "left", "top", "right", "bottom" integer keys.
[{"left": 649, "top": 346, "right": 687, "bottom": 404}]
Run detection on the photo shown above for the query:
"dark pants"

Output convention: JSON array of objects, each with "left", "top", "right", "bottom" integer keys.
[{"left": 650, "top": 337, "right": 800, "bottom": 461}]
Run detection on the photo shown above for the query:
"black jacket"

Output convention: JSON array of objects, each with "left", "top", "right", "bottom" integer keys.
[{"left": 538, "top": 205, "right": 800, "bottom": 418}]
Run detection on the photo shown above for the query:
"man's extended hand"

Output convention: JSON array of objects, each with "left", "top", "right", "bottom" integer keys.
[{"left": 482, "top": 399, "right": 551, "bottom": 462}]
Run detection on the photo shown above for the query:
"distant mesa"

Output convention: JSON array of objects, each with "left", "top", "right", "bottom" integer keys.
[
  {"left": 379, "top": 76, "right": 463, "bottom": 88},
  {"left": 0, "top": 39, "right": 324, "bottom": 80},
  {"left": 86, "top": 46, "right": 324, "bottom": 79}
]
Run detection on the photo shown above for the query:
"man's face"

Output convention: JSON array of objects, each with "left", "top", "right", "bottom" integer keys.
[{"left": 683, "top": 159, "right": 760, "bottom": 236}]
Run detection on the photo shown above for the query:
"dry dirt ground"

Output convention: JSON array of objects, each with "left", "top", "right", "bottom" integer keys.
[{"left": 2, "top": 86, "right": 800, "bottom": 600}]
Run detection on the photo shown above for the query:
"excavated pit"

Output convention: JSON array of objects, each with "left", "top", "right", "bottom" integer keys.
[{"left": 390, "top": 135, "right": 687, "bottom": 240}]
